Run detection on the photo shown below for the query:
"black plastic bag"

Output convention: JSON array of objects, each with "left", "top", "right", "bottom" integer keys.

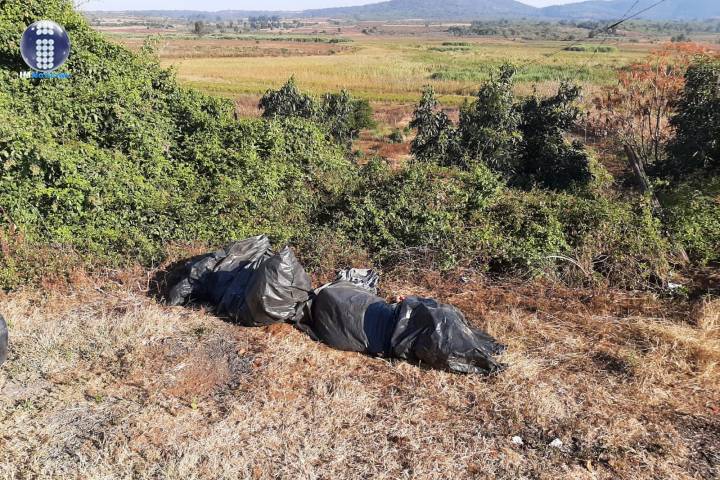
[
  {"left": 229, "top": 247, "right": 312, "bottom": 327},
  {"left": 0, "top": 314, "right": 8, "bottom": 366},
  {"left": 333, "top": 268, "right": 380, "bottom": 295},
  {"left": 167, "top": 237, "right": 311, "bottom": 327},
  {"left": 167, "top": 236, "right": 506, "bottom": 374},
  {"left": 302, "top": 282, "right": 504, "bottom": 375},
  {"left": 391, "top": 297, "right": 505, "bottom": 374},
  {"left": 304, "top": 282, "right": 397, "bottom": 355},
  {"left": 168, "top": 235, "right": 272, "bottom": 307}
]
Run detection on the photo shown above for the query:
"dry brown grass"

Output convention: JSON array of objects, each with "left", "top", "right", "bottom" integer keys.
[
  {"left": 120, "top": 38, "right": 354, "bottom": 59},
  {"left": 0, "top": 270, "right": 718, "bottom": 479}
]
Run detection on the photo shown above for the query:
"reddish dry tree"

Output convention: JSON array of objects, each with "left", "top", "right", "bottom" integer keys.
[{"left": 591, "top": 44, "right": 715, "bottom": 176}]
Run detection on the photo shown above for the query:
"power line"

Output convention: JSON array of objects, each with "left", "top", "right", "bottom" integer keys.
[
  {"left": 460, "top": 0, "right": 669, "bottom": 95},
  {"left": 581, "top": 0, "right": 643, "bottom": 71},
  {"left": 546, "top": 0, "right": 664, "bottom": 61}
]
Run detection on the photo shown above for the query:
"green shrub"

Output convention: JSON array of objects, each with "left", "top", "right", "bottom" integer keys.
[
  {"left": 661, "top": 176, "right": 720, "bottom": 265},
  {"left": 260, "top": 76, "right": 316, "bottom": 120},
  {"left": 388, "top": 129, "right": 405, "bottom": 144},
  {"left": 260, "top": 78, "right": 374, "bottom": 147},
  {"left": 0, "top": 0, "right": 355, "bottom": 286},
  {"left": 458, "top": 64, "right": 522, "bottom": 173},
  {"left": 319, "top": 91, "right": 375, "bottom": 147},
  {"left": 411, "top": 66, "right": 593, "bottom": 191},
  {"left": 516, "top": 82, "right": 593, "bottom": 190},
  {"left": 0, "top": 0, "right": 688, "bottom": 291},
  {"left": 409, "top": 86, "right": 461, "bottom": 164},
  {"left": 483, "top": 190, "right": 669, "bottom": 287},
  {"left": 332, "top": 160, "right": 502, "bottom": 269},
  {"left": 664, "top": 58, "right": 720, "bottom": 177},
  {"left": 328, "top": 159, "right": 667, "bottom": 287}
]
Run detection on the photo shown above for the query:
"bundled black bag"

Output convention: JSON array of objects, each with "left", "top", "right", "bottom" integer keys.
[
  {"left": 168, "top": 236, "right": 311, "bottom": 326},
  {"left": 301, "top": 275, "right": 505, "bottom": 375},
  {"left": 391, "top": 297, "right": 505, "bottom": 374},
  {"left": 303, "top": 281, "right": 397, "bottom": 355},
  {"left": 0, "top": 314, "right": 8, "bottom": 366},
  {"left": 168, "top": 237, "right": 506, "bottom": 375},
  {"left": 228, "top": 247, "right": 312, "bottom": 326},
  {"left": 168, "top": 235, "right": 272, "bottom": 307}
]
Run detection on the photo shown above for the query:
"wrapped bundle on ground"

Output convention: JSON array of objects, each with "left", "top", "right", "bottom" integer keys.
[
  {"left": 168, "top": 238, "right": 506, "bottom": 375},
  {"left": 390, "top": 296, "right": 505, "bottom": 374},
  {"left": 300, "top": 273, "right": 505, "bottom": 375},
  {"left": 168, "top": 236, "right": 311, "bottom": 326}
]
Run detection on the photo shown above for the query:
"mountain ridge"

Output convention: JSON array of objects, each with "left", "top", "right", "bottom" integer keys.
[
  {"left": 85, "top": 0, "right": 720, "bottom": 21},
  {"left": 302, "top": 0, "right": 537, "bottom": 20}
]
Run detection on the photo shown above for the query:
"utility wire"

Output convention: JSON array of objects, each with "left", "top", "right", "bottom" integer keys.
[
  {"left": 545, "top": 0, "right": 666, "bottom": 61},
  {"left": 580, "top": 0, "right": 642, "bottom": 70},
  {"left": 461, "top": 0, "right": 669, "bottom": 95}
]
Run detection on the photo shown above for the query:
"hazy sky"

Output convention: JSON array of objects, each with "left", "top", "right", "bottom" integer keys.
[{"left": 81, "top": 0, "right": 586, "bottom": 11}]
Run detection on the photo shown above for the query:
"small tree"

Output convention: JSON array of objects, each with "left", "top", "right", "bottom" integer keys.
[
  {"left": 409, "top": 86, "right": 461, "bottom": 165},
  {"left": 320, "top": 91, "right": 375, "bottom": 147},
  {"left": 409, "top": 66, "right": 594, "bottom": 191},
  {"left": 589, "top": 44, "right": 710, "bottom": 181},
  {"left": 666, "top": 58, "right": 720, "bottom": 176},
  {"left": 517, "top": 83, "right": 592, "bottom": 190},
  {"left": 193, "top": 21, "right": 206, "bottom": 37},
  {"left": 259, "top": 79, "right": 374, "bottom": 147},
  {"left": 259, "top": 77, "right": 316, "bottom": 120},
  {"left": 457, "top": 64, "right": 522, "bottom": 175}
]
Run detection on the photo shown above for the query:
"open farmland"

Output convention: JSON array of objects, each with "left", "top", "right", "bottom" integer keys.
[{"left": 121, "top": 35, "right": 654, "bottom": 103}]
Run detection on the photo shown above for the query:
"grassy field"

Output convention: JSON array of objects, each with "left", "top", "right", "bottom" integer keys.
[
  {"left": 1, "top": 269, "right": 718, "bottom": 478},
  {"left": 111, "top": 33, "right": 654, "bottom": 104}
]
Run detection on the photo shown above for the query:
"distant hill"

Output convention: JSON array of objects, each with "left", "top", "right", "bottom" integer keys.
[
  {"left": 542, "top": 0, "right": 720, "bottom": 21},
  {"left": 302, "top": 0, "right": 537, "bottom": 20},
  {"left": 84, "top": 0, "right": 720, "bottom": 22},
  {"left": 85, "top": 10, "right": 297, "bottom": 20}
]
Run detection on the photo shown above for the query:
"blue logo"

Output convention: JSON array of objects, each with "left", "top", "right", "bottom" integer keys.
[{"left": 20, "top": 20, "right": 71, "bottom": 73}]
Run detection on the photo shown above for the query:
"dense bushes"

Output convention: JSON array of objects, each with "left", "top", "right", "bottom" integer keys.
[
  {"left": 665, "top": 58, "right": 720, "bottom": 176},
  {"left": 661, "top": 176, "right": 720, "bottom": 266},
  {"left": 410, "top": 65, "right": 594, "bottom": 191},
  {"left": 588, "top": 47, "right": 720, "bottom": 266},
  {"left": 0, "top": 0, "right": 355, "bottom": 286},
  {"left": 326, "top": 159, "right": 669, "bottom": 287},
  {"left": 656, "top": 57, "right": 720, "bottom": 265},
  {"left": 0, "top": 0, "right": 710, "bottom": 291},
  {"left": 259, "top": 77, "right": 375, "bottom": 147}
]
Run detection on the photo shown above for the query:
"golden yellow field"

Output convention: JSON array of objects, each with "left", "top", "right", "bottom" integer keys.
[{"left": 113, "top": 33, "right": 656, "bottom": 104}]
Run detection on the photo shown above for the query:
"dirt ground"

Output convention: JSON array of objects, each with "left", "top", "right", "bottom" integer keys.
[{"left": 0, "top": 267, "right": 718, "bottom": 479}]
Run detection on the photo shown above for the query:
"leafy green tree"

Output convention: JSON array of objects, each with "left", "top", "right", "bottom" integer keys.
[
  {"left": 409, "top": 86, "right": 461, "bottom": 165},
  {"left": 517, "top": 82, "right": 592, "bottom": 190},
  {"left": 665, "top": 58, "right": 720, "bottom": 176},
  {"left": 457, "top": 64, "right": 522, "bottom": 174},
  {"left": 259, "top": 77, "right": 317, "bottom": 120},
  {"left": 193, "top": 21, "right": 206, "bottom": 36},
  {"left": 260, "top": 80, "right": 373, "bottom": 147},
  {"left": 320, "top": 90, "right": 375, "bottom": 147},
  {"left": 410, "top": 67, "right": 592, "bottom": 190}
]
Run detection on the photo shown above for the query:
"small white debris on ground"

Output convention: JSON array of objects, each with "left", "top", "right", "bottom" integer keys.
[
  {"left": 549, "top": 438, "right": 564, "bottom": 448},
  {"left": 511, "top": 436, "right": 524, "bottom": 445}
]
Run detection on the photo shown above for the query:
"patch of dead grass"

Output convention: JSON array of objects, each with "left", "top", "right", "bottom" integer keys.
[{"left": 0, "top": 271, "right": 718, "bottom": 479}]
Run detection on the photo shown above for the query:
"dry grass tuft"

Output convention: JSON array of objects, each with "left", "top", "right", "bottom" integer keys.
[
  {"left": 692, "top": 297, "right": 720, "bottom": 334},
  {"left": 0, "top": 270, "right": 718, "bottom": 479}
]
